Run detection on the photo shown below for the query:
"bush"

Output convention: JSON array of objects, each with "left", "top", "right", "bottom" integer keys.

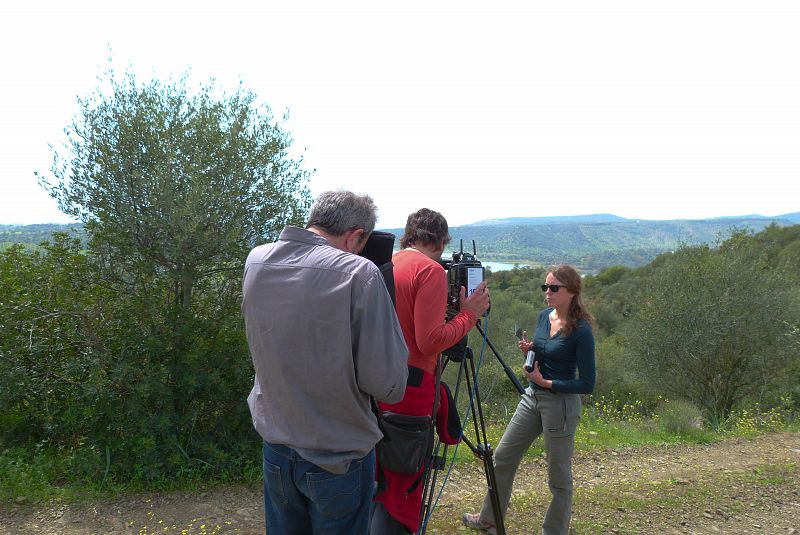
[
  {"left": 591, "top": 336, "right": 662, "bottom": 415},
  {"left": 657, "top": 399, "right": 703, "bottom": 434},
  {"left": 0, "top": 237, "right": 261, "bottom": 484}
]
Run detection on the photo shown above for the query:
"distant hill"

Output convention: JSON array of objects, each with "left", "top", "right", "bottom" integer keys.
[
  {"left": 0, "top": 223, "right": 85, "bottom": 247},
  {"left": 381, "top": 212, "right": 799, "bottom": 272},
  {"left": 467, "top": 212, "right": 800, "bottom": 226},
  {"left": 707, "top": 211, "right": 800, "bottom": 224},
  {"left": 3, "top": 214, "right": 798, "bottom": 272},
  {"left": 468, "top": 214, "right": 628, "bottom": 226}
]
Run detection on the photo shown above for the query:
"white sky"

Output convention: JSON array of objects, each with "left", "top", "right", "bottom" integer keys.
[{"left": 1, "top": 0, "right": 798, "bottom": 228}]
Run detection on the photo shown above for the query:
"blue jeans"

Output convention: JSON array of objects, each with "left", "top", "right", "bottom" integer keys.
[{"left": 262, "top": 441, "right": 376, "bottom": 535}]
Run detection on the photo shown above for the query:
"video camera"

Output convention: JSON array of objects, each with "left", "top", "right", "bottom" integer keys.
[
  {"left": 440, "top": 239, "right": 485, "bottom": 312},
  {"left": 439, "top": 240, "right": 484, "bottom": 361}
]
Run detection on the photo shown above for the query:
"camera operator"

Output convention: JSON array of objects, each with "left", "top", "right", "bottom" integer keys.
[
  {"left": 371, "top": 208, "right": 490, "bottom": 535},
  {"left": 242, "top": 190, "right": 409, "bottom": 535}
]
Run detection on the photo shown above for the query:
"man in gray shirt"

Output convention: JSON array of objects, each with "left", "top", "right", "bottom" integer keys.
[{"left": 242, "top": 190, "right": 409, "bottom": 535}]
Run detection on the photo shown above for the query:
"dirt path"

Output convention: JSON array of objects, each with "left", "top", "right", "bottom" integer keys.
[{"left": 2, "top": 432, "right": 798, "bottom": 534}]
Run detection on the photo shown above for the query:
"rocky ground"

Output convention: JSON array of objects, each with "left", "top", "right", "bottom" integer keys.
[{"left": 1, "top": 432, "right": 798, "bottom": 534}]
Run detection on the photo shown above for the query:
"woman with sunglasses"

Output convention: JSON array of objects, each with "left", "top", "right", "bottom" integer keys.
[{"left": 462, "top": 264, "right": 595, "bottom": 535}]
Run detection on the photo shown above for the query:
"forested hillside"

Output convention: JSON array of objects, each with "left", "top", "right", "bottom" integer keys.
[
  {"left": 391, "top": 214, "right": 798, "bottom": 271},
  {"left": 455, "top": 215, "right": 798, "bottom": 270},
  {"left": 0, "top": 223, "right": 84, "bottom": 248},
  {"left": 5, "top": 215, "right": 797, "bottom": 272}
]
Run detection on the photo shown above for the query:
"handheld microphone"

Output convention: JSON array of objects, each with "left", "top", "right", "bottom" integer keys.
[
  {"left": 515, "top": 325, "right": 535, "bottom": 372},
  {"left": 524, "top": 350, "right": 535, "bottom": 373}
]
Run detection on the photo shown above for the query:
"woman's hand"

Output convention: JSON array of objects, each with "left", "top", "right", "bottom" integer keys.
[
  {"left": 523, "top": 361, "right": 552, "bottom": 389},
  {"left": 518, "top": 330, "right": 533, "bottom": 353}
]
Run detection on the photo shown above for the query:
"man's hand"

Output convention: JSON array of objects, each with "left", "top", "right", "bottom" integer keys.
[{"left": 459, "top": 281, "right": 490, "bottom": 318}]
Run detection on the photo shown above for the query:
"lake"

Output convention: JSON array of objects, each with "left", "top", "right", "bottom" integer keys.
[{"left": 483, "top": 261, "right": 528, "bottom": 272}]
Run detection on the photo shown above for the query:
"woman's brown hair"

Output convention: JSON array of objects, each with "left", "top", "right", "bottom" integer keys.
[{"left": 548, "top": 264, "right": 594, "bottom": 336}]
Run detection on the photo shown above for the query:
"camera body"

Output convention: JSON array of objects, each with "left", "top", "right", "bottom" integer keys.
[
  {"left": 440, "top": 240, "right": 484, "bottom": 361},
  {"left": 440, "top": 240, "right": 485, "bottom": 312}
]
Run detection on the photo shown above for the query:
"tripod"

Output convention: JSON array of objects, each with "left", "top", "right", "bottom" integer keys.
[{"left": 418, "top": 321, "right": 525, "bottom": 535}]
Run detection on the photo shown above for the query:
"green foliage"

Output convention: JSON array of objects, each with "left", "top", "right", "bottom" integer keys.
[
  {"left": 590, "top": 392, "right": 653, "bottom": 423},
  {"left": 584, "top": 264, "right": 648, "bottom": 340},
  {"left": 705, "top": 396, "right": 798, "bottom": 434},
  {"left": 2, "top": 66, "right": 312, "bottom": 486},
  {"left": 38, "top": 67, "right": 311, "bottom": 316},
  {"left": 657, "top": 399, "right": 703, "bottom": 435},
  {"left": 0, "top": 235, "right": 112, "bottom": 445},
  {"left": 0, "top": 447, "right": 70, "bottom": 502},
  {"left": 0, "top": 236, "right": 262, "bottom": 482},
  {"left": 590, "top": 336, "right": 657, "bottom": 409},
  {"left": 620, "top": 229, "right": 800, "bottom": 422}
]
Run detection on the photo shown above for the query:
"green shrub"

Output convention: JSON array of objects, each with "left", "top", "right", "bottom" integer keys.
[
  {"left": 0, "top": 237, "right": 261, "bottom": 484},
  {"left": 657, "top": 399, "right": 703, "bottom": 434},
  {"left": 590, "top": 336, "right": 663, "bottom": 416}
]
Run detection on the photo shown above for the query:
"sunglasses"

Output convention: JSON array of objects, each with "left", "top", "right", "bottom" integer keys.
[{"left": 541, "top": 284, "right": 567, "bottom": 293}]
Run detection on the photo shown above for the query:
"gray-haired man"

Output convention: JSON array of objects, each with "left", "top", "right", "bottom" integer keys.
[{"left": 242, "top": 190, "right": 409, "bottom": 534}]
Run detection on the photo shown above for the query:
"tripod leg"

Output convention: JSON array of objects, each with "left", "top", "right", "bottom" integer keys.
[
  {"left": 420, "top": 346, "right": 510, "bottom": 534},
  {"left": 417, "top": 441, "right": 448, "bottom": 535},
  {"left": 463, "top": 348, "right": 507, "bottom": 535},
  {"left": 479, "top": 444, "right": 506, "bottom": 535},
  {"left": 418, "top": 354, "right": 448, "bottom": 535}
]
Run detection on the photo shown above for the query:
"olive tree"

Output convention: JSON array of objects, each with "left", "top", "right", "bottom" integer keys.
[
  {"left": 623, "top": 236, "right": 798, "bottom": 423},
  {"left": 39, "top": 68, "right": 311, "bottom": 316},
  {"left": 27, "top": 68, "right": 313, "bottom": 479}
]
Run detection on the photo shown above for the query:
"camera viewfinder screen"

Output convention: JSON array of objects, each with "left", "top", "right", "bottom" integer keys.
[{"left": 465, "top": 267, "right": 483, "bottom": 296}]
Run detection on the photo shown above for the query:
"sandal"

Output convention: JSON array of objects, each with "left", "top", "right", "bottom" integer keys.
[{"left": 461, "top": 512, "right": 497, "bottom": 535}]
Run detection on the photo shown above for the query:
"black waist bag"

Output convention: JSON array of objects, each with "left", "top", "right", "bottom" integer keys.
[{"left": 377, "top": 412, "right": 434, "bottom": 474}]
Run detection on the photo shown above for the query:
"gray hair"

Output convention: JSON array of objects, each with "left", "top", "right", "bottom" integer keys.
[{"left": 306, "top": 190, "right": 377, "bottom": 236}]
